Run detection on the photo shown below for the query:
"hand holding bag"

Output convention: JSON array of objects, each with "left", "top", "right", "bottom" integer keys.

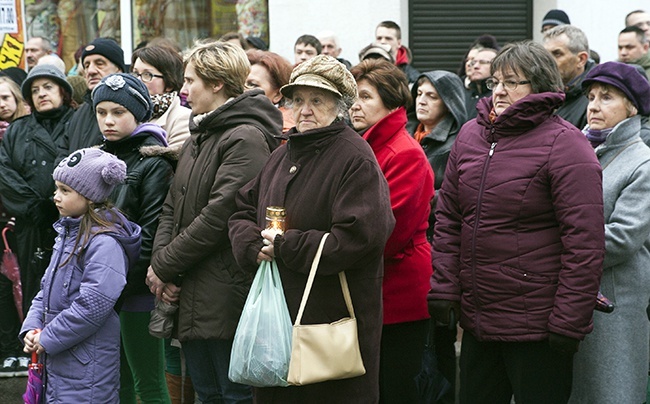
[{"left": 287, "top": 233, "right": 366, "bottom": 385}]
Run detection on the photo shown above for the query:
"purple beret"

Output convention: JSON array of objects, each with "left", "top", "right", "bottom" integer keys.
[{"left": 582, "top": 61, "right": 650, "bottom": 115}]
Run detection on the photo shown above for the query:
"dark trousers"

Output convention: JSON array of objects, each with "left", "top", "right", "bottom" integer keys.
[
  {"left": 434, "top": 324, "right": 457, "bottom": 404},
  {"left": 182, "top": 338, "right": 252, "bottom": 404},
  {"left": 379, "top": 319, "right": 429, "bottom": 404},
  {"left": 0, "top": 270, "right": 21, "bottom": 357},
  {"left": 459, "top": 332, "right": 573, "bottom": 404}
]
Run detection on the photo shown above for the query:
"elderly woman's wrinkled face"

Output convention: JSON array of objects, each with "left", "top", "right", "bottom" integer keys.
[
  {"left": 291, "top": 86, "right": 338, "bottom": 132},
  {"left": 491, "top": 68, "right": 532, "bottom": 116},
  {"left": 349, "top": 79, "right": 392, "bottom": 131},
  {"left": 587, "top": 84, "right": 636, "bottom": 130}
]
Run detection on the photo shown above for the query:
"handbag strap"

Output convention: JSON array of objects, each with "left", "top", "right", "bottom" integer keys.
[{"left": 294, "top": 233, "right": 356, "bottom": 326}]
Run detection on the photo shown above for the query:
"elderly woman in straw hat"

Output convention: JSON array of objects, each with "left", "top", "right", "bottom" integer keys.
[
  {"left": 229, "top": 55, "right": 395, "bottom": 402},
  {"left": 569, "top": 62, "right": 650, "bottom": 404}
]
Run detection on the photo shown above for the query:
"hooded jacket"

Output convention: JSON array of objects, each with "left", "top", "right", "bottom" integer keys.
[
  {"left": 151, "top": 89, "right": 282, "bottom": 341},
  {"left": 102, "top": 123, "right": 175, "bottom": 305},
  {"left": 21, "top": 212, "right": 141, "bottom": 403},
  {"left": 428, "top": 92, "right": 605, "bottom": 342},
  {"left": 408, "top": 71, "right": 468, "bottom": 237}
]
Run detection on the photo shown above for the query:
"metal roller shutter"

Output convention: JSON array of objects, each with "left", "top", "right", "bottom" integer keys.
[{"left": 409, "top": 0, "right": 533, "bottom": 73}]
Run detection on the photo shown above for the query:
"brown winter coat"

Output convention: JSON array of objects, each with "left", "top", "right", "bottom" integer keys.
[
  {"left": 151, "top": 89, "right": 282, "bottom": 341},
  {"left": 229, "top": 121, "right": 395, "bottom": 403}
]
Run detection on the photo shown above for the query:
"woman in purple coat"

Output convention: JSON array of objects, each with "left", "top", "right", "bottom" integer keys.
[{"left": 427, "top": 41, "right": 605, "bottom": 403}]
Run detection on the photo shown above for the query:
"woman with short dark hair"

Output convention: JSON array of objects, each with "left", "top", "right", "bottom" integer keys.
[
  {"left": 349, "top": 58, "right": 434, "bottom": 403},
  {"left": 427, "top": 41, "right": 605, "bottom": 403},
  {"left": 131, "top": 45, "right": 190, "bottom": 150}
]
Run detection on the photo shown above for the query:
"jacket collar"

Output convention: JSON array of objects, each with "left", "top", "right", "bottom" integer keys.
[
  {"left": 595, "top": 115, "right": 642, "bottom": 156},
  {"left": 476, "top": 92, "right": 565, "bottom": 140},
  {"left": 362, "top": 107, "right": 407, "bottom": 151}
]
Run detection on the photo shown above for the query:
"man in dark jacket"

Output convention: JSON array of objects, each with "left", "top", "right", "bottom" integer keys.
[
  {"left": 57, "top": 38, "right": 125, "bottom": 162},
  {"left": 375, "top": 21, "right": 420, "bottom": 84},
  {"left": 464, "top": 48, "right": 496, "bottom": 119},
  {"left": 543, "top": 25, "right": 593, "bottom": 129}
]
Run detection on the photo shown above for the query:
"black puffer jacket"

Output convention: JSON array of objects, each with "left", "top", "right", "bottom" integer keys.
[
  {"left": 0, "top": 107, "right": 74, "bottom": 310},
  {"left": 102, "top": 123, "right": 175, "bottom": 300}
]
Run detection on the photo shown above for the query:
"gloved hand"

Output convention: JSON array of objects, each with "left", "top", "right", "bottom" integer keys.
[
  {"left": 548, "top": 332, "right": 580, "bottom": 355},
  {"left": 428, "top": 299, "right": 460, "bottom": 328}
]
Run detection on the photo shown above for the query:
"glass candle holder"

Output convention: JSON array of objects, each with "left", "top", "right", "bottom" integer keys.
[{"left": 265, "top": 206, "right": 286, "bottom": 234}]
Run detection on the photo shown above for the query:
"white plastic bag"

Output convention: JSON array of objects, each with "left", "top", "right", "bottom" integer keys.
[{"left": 229, "top": 259, "right": 292, "bottom": 387}]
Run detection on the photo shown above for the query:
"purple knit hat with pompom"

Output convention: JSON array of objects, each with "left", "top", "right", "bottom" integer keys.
[{"left": 53, "top": 148, "right": 126, "bottom": 203}]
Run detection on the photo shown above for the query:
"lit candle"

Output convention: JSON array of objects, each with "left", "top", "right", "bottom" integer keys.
[{"left": 265, "top": 206, "right": 286, "bottom": 235}]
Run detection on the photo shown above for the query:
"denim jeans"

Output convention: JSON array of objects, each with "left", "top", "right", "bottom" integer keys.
[{"left": 182, "top": 338, "right": 252, "bottom": 404}]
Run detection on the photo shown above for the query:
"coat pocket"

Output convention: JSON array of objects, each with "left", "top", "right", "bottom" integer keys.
[{"left": 47, "top": 341, "right": 91, "bottom": 381}]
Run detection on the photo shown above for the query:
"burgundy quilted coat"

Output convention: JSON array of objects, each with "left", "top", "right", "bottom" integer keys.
[{"left": 428, "top": 92, "right": 605, "bottom": 342}]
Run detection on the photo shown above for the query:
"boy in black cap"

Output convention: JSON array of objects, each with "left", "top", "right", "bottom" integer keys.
[{"left": 57, "top": 38, "right": 126, "bottom": 163}]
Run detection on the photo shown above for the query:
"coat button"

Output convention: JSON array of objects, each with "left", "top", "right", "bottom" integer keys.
[
  {"left": 181, "top": 186, "right": 186, "bottom": 195},
  {"left": 289, "top": 166, "right": 297, "bottom": 174}
]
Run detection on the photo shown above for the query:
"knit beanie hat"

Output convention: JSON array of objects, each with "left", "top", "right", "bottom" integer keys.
[
  {"left": 92, "top": 73, "right": 153, "bottom": 122},
  {"left": 21, "top": 64, "right": 73, "bottom": 106},
  {"left": 542, "top": 9, "right": 571, "bottom": 28},
  {"left": 53, "top": 148, "right": 127, "bottom": 203},
  {"left": 82, "top": 38, "right": 126, "bottom": 73}
]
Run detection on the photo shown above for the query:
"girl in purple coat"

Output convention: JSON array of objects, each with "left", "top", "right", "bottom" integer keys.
[{"left": 20, "top": 148, "right": 141, "bottom": 403}]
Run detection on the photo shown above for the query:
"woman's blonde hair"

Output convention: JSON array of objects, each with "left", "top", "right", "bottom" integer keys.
[
  {"left": 0, "top": 77, "right": 28, "bottom": 122},
  {"left": 184, "top": 40, "right": 250, "bottom": 99}
]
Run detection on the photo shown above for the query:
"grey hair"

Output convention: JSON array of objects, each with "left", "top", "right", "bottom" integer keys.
[{"left": 543, "top": 25, "right": 590, "bottom": 55}]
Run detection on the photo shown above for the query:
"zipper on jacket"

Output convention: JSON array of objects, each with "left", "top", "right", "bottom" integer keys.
[
  {"left": 44, "top": 226, "right": 68, "bottom": 323},
  {"left": 470, "top": 141, "right": 496, "bottom": 339}
]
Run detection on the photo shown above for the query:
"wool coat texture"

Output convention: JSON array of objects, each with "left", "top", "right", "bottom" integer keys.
[
  {"left": 570, "top": 116, "right": 650, "bottom": 404},
  {"left": 428, "top": 92, "right": 605, "bottom": 342},
  {"left": 151, "top": 89, "right": 282, "bottom": 342},
  {"left": 20, "top": 213, "right": 141, "bottom": 403},
  {"left": 229, "top": 120, "right": 395, "bottom": 403},
  {"left": 362, "top": 107, "right": 433, "bottom": 325}
]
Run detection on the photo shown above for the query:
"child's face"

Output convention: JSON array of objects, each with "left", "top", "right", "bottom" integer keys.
[
  {"left": 53, "top": 181, "right": 89, "bottom": 218},
  {"left": 96, "top": 101, "right": 139, "bottom": 142}
]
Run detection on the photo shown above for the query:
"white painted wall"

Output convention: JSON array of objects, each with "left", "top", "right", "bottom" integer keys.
[
  {"left": 535, "top": 0, "right": 648, "bottom": 63},
  {"left": 268, "top": 0, "right": 407, "bottom": 66},
  {"left": 269, "top": 0, "right": 647, "bottom": 67}
]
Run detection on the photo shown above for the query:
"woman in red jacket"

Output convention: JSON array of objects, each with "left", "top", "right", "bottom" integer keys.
[{"left": 349, "top": 59, "right": 435, "bottom": 403}]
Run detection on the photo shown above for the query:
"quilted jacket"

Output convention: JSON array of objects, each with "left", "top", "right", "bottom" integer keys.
[{"left": 428, "top": 92, "right": 605, "bottom": 342}]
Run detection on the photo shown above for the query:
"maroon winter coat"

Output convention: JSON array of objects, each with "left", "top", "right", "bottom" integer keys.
[
  {"left": 362, "top": 107, "right": 434, "bottom": 325},
  {"left": 428, "top": 92, "right": 605, "bottom": 342}
]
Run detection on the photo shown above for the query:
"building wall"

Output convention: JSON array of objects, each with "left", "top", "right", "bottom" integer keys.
[
  {"left": 535, "top": 0, "right": 646, "bottom": 63},
  {"left": 268, "top": 0, "right": 408, "bottom": 66}
]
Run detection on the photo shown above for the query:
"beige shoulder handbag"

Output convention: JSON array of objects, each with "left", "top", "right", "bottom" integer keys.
[{"left": 287, "top": 233, "right": 366, "bottom": 385}]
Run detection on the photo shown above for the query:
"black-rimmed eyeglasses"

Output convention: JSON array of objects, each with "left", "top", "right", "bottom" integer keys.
[
  {"left": 130, "top": 71, "right": 164, "bottom": 83},
  {"left": 485, "top": 78, "right": 531, "bottom": 91}
]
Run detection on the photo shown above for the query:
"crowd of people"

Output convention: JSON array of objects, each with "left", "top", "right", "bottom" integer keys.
[{"left": 0, "top": 7, "right": 650, "bottom": 404}]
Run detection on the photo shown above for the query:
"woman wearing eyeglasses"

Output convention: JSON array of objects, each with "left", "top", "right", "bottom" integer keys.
[
  {"left": 427, "top": 41, "right": 605, "bottom": 404},
  {"left": 131, "top": 45, "right": 190, "bottom": 150}
]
